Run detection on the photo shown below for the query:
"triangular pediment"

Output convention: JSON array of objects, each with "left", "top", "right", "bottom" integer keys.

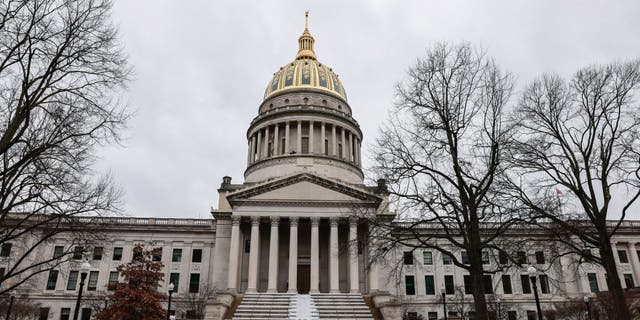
[{"left": 226, "top": 173, "right": 381, "bottom": 207}]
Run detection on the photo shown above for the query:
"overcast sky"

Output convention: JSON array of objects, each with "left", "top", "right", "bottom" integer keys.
[{"left": 98, "top": 1, "right": 640, "bottom": 219}]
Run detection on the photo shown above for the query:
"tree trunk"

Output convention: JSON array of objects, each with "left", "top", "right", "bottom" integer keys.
[
  {"left": 600, "top": 239, "right": 631, "bottom": 320},
  {"left": 468, "top": 242, "right": 489, "bottom": 319}
]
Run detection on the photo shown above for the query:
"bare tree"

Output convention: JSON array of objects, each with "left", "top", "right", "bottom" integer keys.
[
  {"left": 508, "top": 60, "right": 640, "bottom": 319},
  {"left": 176, "top": 284, "right": 215, "bottom": 320},
  {"left": 0, "top": 0, "right": 130, "bottom": 295},
  {"left": 370, "top": 42, "right": 517, "bottom": 319},
  {"left": 0, "top": 293, "right": 41, "bottom": 320}
]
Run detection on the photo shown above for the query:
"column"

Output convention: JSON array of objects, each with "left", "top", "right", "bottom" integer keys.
[
  {"left": 349, "top": 217, "right": 359, "bottom": 293},
  {"left": 354, "top": 137, "right": 360, "bottom": 165},
  {"left": 267, "top": 216, "right": 280, "bottom": 292},
  {"left": 347, "top": 131, "right": 353, "bottom": 161},
  {"left": 256, "top": 130, "right": 262, "bottom": 161},
  {"left": 341, "top": 128, "right": 346, "bottom": 160},
  {"left": 629, "top": 242, "right": 640, "bottom": 285},
  {"left": 246, "top": 138, "right": 252, "bottom": 165},
  {"left": 285, "top": 122, "right": 290, "bottom": 154},
  {"left": 310, "top": 217, "right": 320, "bottom": 293},
  {"left": 263, "top": 126, "right": 269, "bottom": 157},
  {"left": 297, "top": 121, "right": 302, "bottom": 153},
  {"left": 330, "top": 217, "right": 340, "bottom": 293},
  {"left": 274, "top": 125, "right": 279, "bottom": 156},
  {"left": 227, "top": 216, "right": 241, "bottom": 291},
  {"left": 247, "top": 216, "right": 260, "bottom": 292},
  {"left": 368, "top": 223, "right": 380, "bottom": 293},
  {"left": 321, "top": 122, "right": 326, "bottom": 155},
  {"left": 309, "top": 121, "right": 314, "bottom": 154},
  {"left": 288, "top": 217, "right": 299, "bottom": 293},
  {"left": 332, "top": 125, "right": 337, "bottom": 156}
]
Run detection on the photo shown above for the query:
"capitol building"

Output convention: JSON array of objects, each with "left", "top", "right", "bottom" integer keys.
[{"left": 2, "top": 14, "right": 640, "bottom": 320}]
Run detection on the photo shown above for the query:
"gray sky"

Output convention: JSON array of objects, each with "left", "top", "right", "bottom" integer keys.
[{"left": 98, "top": 0, "right": 640, "bottom": 219}]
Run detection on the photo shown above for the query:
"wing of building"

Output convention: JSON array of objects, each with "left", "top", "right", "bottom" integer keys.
[{"left": 3, "top": 13, "right": 640, "bottom": 320}]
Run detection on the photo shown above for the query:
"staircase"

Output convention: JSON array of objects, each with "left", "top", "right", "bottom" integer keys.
[
  {"left": 232, "top": 293, "right": 292, "bottom": 320},
  {"left": 311, "top": 293, "right": 374, "bottom": 320}
]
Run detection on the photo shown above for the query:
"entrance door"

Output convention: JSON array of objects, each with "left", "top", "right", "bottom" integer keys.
[{"left": 297, "top": 264, "right": 310, "bottom": 294}]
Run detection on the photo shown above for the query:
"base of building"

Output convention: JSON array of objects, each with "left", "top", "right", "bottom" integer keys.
[
  {"left": 204, "top": 291, "right": 236, "bottom": 320},
  {"left": 368, "top": 291, "right": 401, "bottom": 320}
]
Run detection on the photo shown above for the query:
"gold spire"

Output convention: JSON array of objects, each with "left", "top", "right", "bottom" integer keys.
[{"left": 296, "top": 11, "right": 316, "bottom": 60}]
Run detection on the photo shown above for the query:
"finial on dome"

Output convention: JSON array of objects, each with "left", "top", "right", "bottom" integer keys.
[{"left": 296, "top": 11, "right": 316, "bottom": 60}]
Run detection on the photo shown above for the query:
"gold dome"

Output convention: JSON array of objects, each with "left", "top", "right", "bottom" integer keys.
[{"left": 263, "top": 12, "right": 347, "bottom": 101}]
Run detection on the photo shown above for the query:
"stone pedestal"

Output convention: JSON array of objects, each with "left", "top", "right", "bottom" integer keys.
[
  {"left": 203, "top": 291, "right": 236, "bottom": 320},
  {"left": 369, "top": 291, "right": 401, "bottom": 320}
]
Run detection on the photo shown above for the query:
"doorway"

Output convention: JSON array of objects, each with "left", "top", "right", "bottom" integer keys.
[{"left": 297, "top": 264, "right": 310, "bottom": 294}]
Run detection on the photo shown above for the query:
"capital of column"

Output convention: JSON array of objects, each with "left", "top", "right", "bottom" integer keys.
[
  {"left": 290, "top": 216, "right": 299, "bottom": 227},
  {"left": 251, "top": 216, "right": 260, "bottom": 226},
  {"left": 310, "top": 217, "right": 320, "bottom": 227},
  {"left": 231, "top": 216, "right": 241, "bottom": 226},
  {"left": 330, "top": 217, "right": 339, "bottom": 228},
  {"left": 270, "top": 216, "right": 280, "bottom": 226},
  {"left": 349, "top": 216, "right": 359, "bottom": 226}
]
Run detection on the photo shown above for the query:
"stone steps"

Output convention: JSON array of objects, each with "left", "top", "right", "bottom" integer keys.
[
  {"left": 311, "top": 293, "right": 374, "bottom": 320},
  {"left": 232, "top": 293, "right": 292, "bottom": 320}
]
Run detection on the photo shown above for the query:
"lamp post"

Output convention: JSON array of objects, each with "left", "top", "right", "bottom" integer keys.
[
  {"left": 583, "top": 296, "right": 592, "bottom": 320},
  {"left": 441, "top": 288, "right": 447, "bottom": 320},
  {"left": 73, "top": 260, "right": 91, "bottom": 320},
  {"left": 4, "top": 289, "right": 16, "bottom": 320},
  {"left": 528, "top": 266, "right": 543, "bottom": 320},
  {"left": 497, "top": 298, "right": 502, "bottom": 320},
  {"left": 167, "top": 282, "right": 175, "bottom": 320}
]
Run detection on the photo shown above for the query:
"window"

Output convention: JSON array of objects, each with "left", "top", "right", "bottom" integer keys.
[
  {"left": 73, "top": 246, "right": 83, "bottom": 260},
  {"left": 444, "top": 275, "right": 454, "bottom": 294},
  {"left": 427, "top": 312, "right": 437, "bottom": 320},
  {"left": 81, "top": 308, "right": 91, "bottom": 320},
  {"left": 587, "top": 273, "right": 599, "bottom": 293},
  {"left": 93, "top": 247, "right": 103, "bottom": 261},
  {"left": 189, "top": 273, "right": 200, "bottom": 293},
  {"left": 60, "top": 308, "right": 71, "bottom": 320},
  {"left": 423, "top": 251, "right": 433, "bottom": 265},
  {"left": 67, "top": 271, "right": 79, "bottom": 291},
  {"left": 464, "top": 275, "right": 472, "bottom": 294},
  {"left": 186, "top": 310, "right": 200, "bottom": 319},
  {"left": 405, "top": 312, "right": 418, "bottom": 320},
  {"left": 461, "top": 251, "right": 469, "bottom": 264},
  {"left": 624, "top": 273, "right": 635, "bottom": 288},
  {"left": 192, "top": 249, "right": 203, "bottom": 263},
  {"left": 403, "top": 252, "right": 414, "bottom": 265},
  {"left": 0, "top": 267, "right": 5, "bottom": 280},
  {"left": 442, "top": 253, "right": 453, "bottom": 265},
  {"left": 539, "top": 274, "right": 550, "bottom": 294},
  {"left": 170, "top": 273, "right": 180, "bottom": 292},
  {"left": 53, "top": 246, "right": 64, "bottom": 259},
  {"left": 618, "top": 250, "right": 629, "bottom": 263},
  {"left": 499, "top": 251, "right": 509, "bottom": 265},
  {"left": 405, "top": 275, "right": 415, "bottom": 295},
  {"left": 172, "top": 249, "right": 183, "bottom": 262},
  {"left": 87, "top": 271, "right": 99, "bottom": 291},
  {"left": 108, "top": 271, "right": 119, "bottom": 290},
  {"left": 152, "top": 248, "right": 162, "bottom": 261},
  {"left": 484, "top": 275, "right": 493, "bottom": 294},
  {"left": 39, "top": 307, "right": 49, "bottom": 320},
  {"left": 0, "top": 243, "right": 12, "bottom": 257},
  {"left": 112, "top": 247, "right": 123, "bottom": 261},
  {"left": 527, "top": 310, "right": 537, "bottom": 320},
  {"left": 301, "top": 137, "right": 309, "bottom": 153},
  {"left": 502, "top": 275, "right": 513, "bottom": 294},
  {"left": 46, "top": 270, "right": 58, "bottom": 290},
  {"left": 517, "top": 251, "right": 527, "bottom": 265},
  {"left": 324, "top": 140, "right": 329, "bottom": 155},
  {"left": 507, "top": 311, "right": 517, "bottom": 320},
  {"left": 425, "top": 275, "right": 435, "bottom": 295},
  {"left": 535, "top": 251, "right": 545, "bottom": 264},
  {"left": 482, "top": 251, "right": 490, "bottom": 265},
  {"left": 521, "top": 274, "right": 531, "bottom": 294}
]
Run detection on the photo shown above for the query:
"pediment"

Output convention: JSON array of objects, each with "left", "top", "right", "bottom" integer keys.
[{"left": 226, "top": 173, "right": 381, "bottom": 206}]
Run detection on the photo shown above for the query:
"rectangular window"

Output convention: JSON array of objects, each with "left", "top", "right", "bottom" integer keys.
[
  {"left": 53, "top": 246, "right": 64, "bottom": 259},
  {"left": 425, "top": 275, "right": 435, "bottom": 295},
  {"left": 427, "top": 312, "right": 437, "bottom": 320},
  {"left": 46, "top": 270, "right": 58, "bottom": 290},
  {"left": 482, "top": 251, "right": 490, "bottom": 265},
  {"left": 463, "top": 275, "right": 472, "bottom": 294},
  {"left": 301, "top": 137, "right": 309, "bottom": 153},
  {"left": 461, "top": 251, "right": 469, "bottom": 264},
  {"left": 444, "top": 275, "right": 454, "bottom": 294},
  {"left": 0, "top": 243, "right": 11, "bottom": 257},
  {"left": 67, "top": 271, "right": 79, "bottom": 291},
  {"left": 442, "top": 253, "right": 453, "bottom": 265},
  {"left": 423, "top": 251, "right": 433, "bottom": 265},
  {"left": 499, "top": 251, "right": 509, "bottom": 265},
  {"left": 152, "top": 248, "right": 162, "bottom": 261},
  {"left": 170, "top": 273, "right": 180, "bottom": 292},
  {"left": 39, "top": 308, "right": 49, "bottom": 320},
  {"left": 73, "top": 246, "right": 83, "bottom": 260},
  {"left": 87, "top": 271, "right": 99, "bottom": 291},
  {"left": 0, "top": 267, "right": 5, "bottom": 280},
  {"left": 535, "top": 251, "right": 545, "bottom": 264},
  {"left": 624, "top": 273, "right": 635, "bottom": 288},
  {"left": 406, "top": 312, "right": 418, "bottom": 320},
  {"left": 539, "top": 274, "right": 550, "bottom": 294},
  {"left": 108, "top": 271, "right": 119, "bottom": 290},
  {"left": 405, "top": 275, "right": 415, "bottom": 295},
  {"left": 172, "top": 249, "right": 183, "bottom": 262},
  {"left": 60, "top": 308, "right": 71, "bottom": 320},
  {"left": 81, "top": 308, "right": 91, "bottom": 320},
  {"left": 403, "top": 252, "right": 414, "bottom": 265},
  {"left": 521, "top": 274, "right": 531, "bottom": 294},
  {"left": 527, "top": 310, "right": 537, "bottom": 320},
  {"left": 502, "top": 275, "right": 513, "bottom": 294},
  {"left": 112, "top": 247, "right": 123, "bottom": 261},
  {"left": 484, "top": 275, "right": 493, "bottom": 294},
  {"left": 517, "top": 251, "right": 527, "bottom": 265},
  {"left": 507, "top": 311, "right": 517, "bottom": 320},
  {"left": 189, "top": 273, "right": 200, "bottom": 293},
  {"left": 618, "top": 250, "right": 629, "bottom": 263},
  {"left": 93, "top": 247, "right": 103, "bottom": 261},
  {"left": 192, "top": 249, "right": 203, "bottom": 263},
  {"left": 324, "top": 140, "right": 329, "bottom": 155},
  {"left": 587, "top": 273, "right": 599, "bottom": 293}
]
